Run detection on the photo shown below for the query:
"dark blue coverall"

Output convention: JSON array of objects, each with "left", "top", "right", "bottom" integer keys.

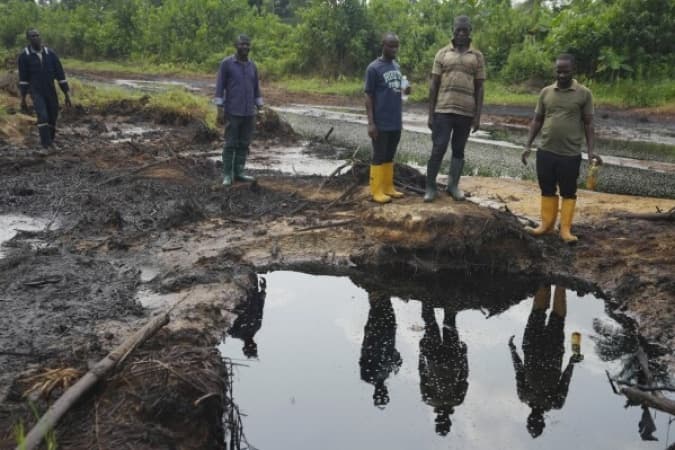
[{"left": 18, "top": 46, "right": 70, "bottom": 148}]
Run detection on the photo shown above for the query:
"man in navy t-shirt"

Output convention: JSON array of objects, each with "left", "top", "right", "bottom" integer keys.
[{"left": 364, "top": 32, "right": 411, "bottom": 203}]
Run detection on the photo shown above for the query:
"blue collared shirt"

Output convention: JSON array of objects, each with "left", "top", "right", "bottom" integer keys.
[{"left": 214, "top": 55, "right": 263, "bottom": 117}]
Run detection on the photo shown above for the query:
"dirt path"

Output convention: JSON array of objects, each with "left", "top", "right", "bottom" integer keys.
[{"left": 0, "top": 92, "right": 673, "bottom": 448}]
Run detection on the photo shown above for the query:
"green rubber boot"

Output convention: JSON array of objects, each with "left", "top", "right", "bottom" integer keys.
[
  {"left": 424, "top": 158, "right": 442, "bottom": 202},
  {"left": 234, "top": 146, "right": 255, "bottom": 182},
  {"left": 446, "top": 157, "right": 465, "bottom": 201},
  {"left": 222, "top": 145, "right": 235, "bottom": 186}
]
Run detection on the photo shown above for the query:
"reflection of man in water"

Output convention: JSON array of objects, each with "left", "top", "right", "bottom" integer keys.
[
  {"left": 228, "top": 277, "right": 266, "bottom": 358},
  {"left": 359, "top": 291, "right": 402, "bottom": 408},
  {"left": 509, "top": 285, "right": 580, "bottom": 438},
  {"left": 418, "top": 303, "right": 468, "bottom": 436}
]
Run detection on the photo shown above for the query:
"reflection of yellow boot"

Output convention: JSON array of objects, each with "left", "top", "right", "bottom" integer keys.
[
  {"left": 369, "top": 165, "right": 391, "bottom": 204},
  {"left": 533, "top": 285, "right": 551, "bottom": 310},
  {"left": 560, "top": 198, "right": 578, "bottom": 243},
  {"left": 526, "top": 196, "right": 558, "bottom": 236},
  {"left": 382, "top": 162, "right": 404, "bottom": 198}
]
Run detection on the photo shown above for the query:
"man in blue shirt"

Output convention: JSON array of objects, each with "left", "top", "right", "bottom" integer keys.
[
  {"left": 18, "top": 29, "right": 71, "bottom": 149},
  {"left": 365, "top": 32, "right": 410, "bottom": 203},
  {"left": 214, "top": 34, "right": 264, "bottom": 186}
]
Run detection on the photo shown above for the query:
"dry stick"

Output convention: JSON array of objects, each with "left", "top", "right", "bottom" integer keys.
[
  {"left": 97, "top": 159, "right": 172, "bottom": 186},
  {"left": 321, "top": 179, "right": 362, "bottom": 214},
  {"left": 19, "top": 312, "right": 170, "bottom": 450},
  {"left": 620, "top": 386, "right": 675, "bottom": 415},
  {"left": 295, "top": 219, "right": 357, "bottom": 232},
  {"left": 613, "top": 211, "right": 674, "bottom": 222}
]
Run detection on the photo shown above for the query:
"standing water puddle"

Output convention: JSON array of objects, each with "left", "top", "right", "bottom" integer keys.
[
  {"left": 220, "top": 271, "right": 673, "bottom": 450},
  {"left": 0, "top": 214, "right": 52, "bottom": 259}
]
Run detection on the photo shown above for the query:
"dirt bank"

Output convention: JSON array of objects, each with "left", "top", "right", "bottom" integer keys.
[{"left": 0, "top": 99, "right": 672, "bottom": 448}]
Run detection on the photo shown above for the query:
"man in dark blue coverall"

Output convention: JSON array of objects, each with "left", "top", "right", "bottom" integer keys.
[{"left": 18, "top": 29, "right": 71, "bottom": 149}]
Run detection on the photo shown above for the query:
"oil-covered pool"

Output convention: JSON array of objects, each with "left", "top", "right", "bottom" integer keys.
[{"left": 219, "top": 271, "right": 673, "bottom": 450}]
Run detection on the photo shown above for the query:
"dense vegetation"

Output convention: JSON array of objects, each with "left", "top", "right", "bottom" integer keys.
[{"left": 1, "top": 0, "right": 674, "bottom": 105}]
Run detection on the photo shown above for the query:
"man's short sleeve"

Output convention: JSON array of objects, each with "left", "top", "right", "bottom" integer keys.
[
  {"left": 475, "top": 52, "right": 486, "bottom": 80},
  {"left": 534, "top": 88, "right": 546, "bottom": 116},
  {"left": 364, "top": 64, "right": 377, "bottom": 95},
  {"left": 582, "top": 89, "right": 594, "bottom": 116},
  {"left": 431, "top": 48, "right": 444, "bottom": 76}
]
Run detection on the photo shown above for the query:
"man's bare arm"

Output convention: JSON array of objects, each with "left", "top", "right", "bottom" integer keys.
[
  {"left": 365, "top": 93, "right": 377, "bottom": 140},
  {"left": 427, "top": 74, "right": 441, "bottom": 130},
  {"left": 521, "top": 114, "right": 544, "bottom": 165},
  {"left": 472, "top": 78, "right": 484, "bottom": 132}
]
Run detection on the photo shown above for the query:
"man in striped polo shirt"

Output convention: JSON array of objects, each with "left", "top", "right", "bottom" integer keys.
[{"left": 424, "top": 16, "right": 485, "bottom": 202}]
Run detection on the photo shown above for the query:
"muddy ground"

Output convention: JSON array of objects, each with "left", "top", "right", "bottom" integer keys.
[{"left": 0, "top": 92, "right": 673, "bottom": 449}]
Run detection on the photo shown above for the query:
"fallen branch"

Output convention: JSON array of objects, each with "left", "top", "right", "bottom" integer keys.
[
  {"left": 295, "top": 219, "right": 357, "bottom": 232},
  {"left": 395, "top": 182, "right": 425, "bottom": 195},
  {"left": 613, "top": 210, "right": 675, "bottom": 222},
  {"left": 19, "top": 312, "right": 170, "bottom": 450},
  {"left": 321, "top": 179, "right": 361, "bottom": 213},
  {"left": 615, "top": 380, "right": 675, "bottom": 393},
  {"left": 620, "top": 386, "right": 675, "bottom": 415},
  {"left": 97, "top": 159, "right": 171, "bottom": 186}
]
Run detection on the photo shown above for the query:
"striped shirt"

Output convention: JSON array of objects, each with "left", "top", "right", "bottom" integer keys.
[{"left": 432, "top": 45, "right": 486, "bottom": 117}]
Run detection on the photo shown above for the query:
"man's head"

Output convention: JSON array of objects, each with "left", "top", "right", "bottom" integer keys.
[
  {"left": 373, "top": 382, "right": 390, "bottom": 408},
  {"left": 235, "top": 34, "right": 251, "bottom": 60},
  {"left": 555, "top": 53, "right": 576, "bottom": 88},
  {"left": 527, "top": 409, "right": 546, "bottom": 438},
  {"left": 452, "top": 15, "right": 472, "bottom": 47},
  {"left": 26, "top": 29, "right": 41, "bottom": 50},
  {"left": 242, "top": 338, "right": 258, "bottom": 358},
  {"left": 434, "top": 406, "right": 453, "bottom": 436},
  {"left": 381, "top": 32, "right": 400, "bottom": 61}
]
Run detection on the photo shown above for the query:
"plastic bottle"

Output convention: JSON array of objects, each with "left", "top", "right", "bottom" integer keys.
[
  {"left": 401, "top": 75, "right": 409, "bottom": 102},
  {"left": 571, "top": 332, "right": 582, "bottom": 355},
  {"left": 586, "top": 158, "right": 600, "bottom": 190}
]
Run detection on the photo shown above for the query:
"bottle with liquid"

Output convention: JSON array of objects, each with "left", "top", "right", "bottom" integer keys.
[
  {"left": 571, "top": 332, "right": 582, "bottom": 355},
  {"left": 401, "top": 75, "right": 409, "bottom": 102},
  {"left": 586, "top": 158, "right": 600, "bottom": 190}
]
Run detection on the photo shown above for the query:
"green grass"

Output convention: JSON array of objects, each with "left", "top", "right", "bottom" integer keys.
[
  {"left": 62, "top": 58, "right": 207, "bottom": 78},
  {"left": 65, "top": 79, "right": 217, "bottom": 127},
  {"left": 55, "top": 59, "right": 675, "bottom": 111},
  {"left": 276, "top": 77, "right": 364, "bottom": 97}
]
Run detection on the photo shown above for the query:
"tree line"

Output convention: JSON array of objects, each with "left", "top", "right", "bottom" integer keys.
[{"left": 1, "top": 0, "right": 673, "bottom": 83}]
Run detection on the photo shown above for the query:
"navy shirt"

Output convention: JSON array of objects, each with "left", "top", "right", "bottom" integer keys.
[
  {"left": 214, "top": 55, "right": 263, "bottom": 117},
  {"left": 18, "top": 46, "right": 69, "bottom": 99},
  {"left": 364, "top": 58, "right": 403, "bottom": 131}
]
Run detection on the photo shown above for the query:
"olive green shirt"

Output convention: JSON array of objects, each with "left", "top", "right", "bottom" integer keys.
[
  {"left": 432, "top": 45, "right": 486, "bottom": 117},
  {"left": 535, "top": 80, "right": 593, "bottom": 156}
]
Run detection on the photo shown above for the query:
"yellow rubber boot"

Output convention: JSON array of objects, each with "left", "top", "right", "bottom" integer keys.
[
  {"left": 369, "top": 165, "right": 391, "bottom": 204},
  {"left": 382, "top": 162, "right": 404, "bottom": 198},
  {"left": 559, "top": 198, "right": 578, "bottom": 243},
  {"left": 526, "top": 196, "right": 558, "bottom": 236}
]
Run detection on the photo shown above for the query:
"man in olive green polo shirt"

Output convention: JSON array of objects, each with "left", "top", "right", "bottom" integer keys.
[
  {"left": 424, "top": 15, "right": 485, "bottom": 202},
  {"left": 521, "top": 54, "right": 602, "bottom": 243}
]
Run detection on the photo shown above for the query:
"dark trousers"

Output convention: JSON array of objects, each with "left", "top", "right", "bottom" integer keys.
[
  {"left": 371, "top": 130, "right": 401, "bottom": 165},
  {"left": 536, "top": 149, "right": 581, "bottom": 199},
  {"left": 32, "top": 92, "right": 59, "bottom": 148},
  {"left": 428, "top": 113, "right": 472, "bottom": 164},
  {"left": 225, "top": 115, "right": 255, "bottom": 154},
  {"left": 223, "top": 114, "right": 255, "bottom": 174}
]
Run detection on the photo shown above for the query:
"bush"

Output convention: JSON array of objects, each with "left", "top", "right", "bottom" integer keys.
[{"left": 500, "top": 42, "right": 551, "bottom": 84}]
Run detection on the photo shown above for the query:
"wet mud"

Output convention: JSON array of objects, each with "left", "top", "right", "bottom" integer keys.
[{"left": 0, "top": 89, "right": 673, "bottom": 448}]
